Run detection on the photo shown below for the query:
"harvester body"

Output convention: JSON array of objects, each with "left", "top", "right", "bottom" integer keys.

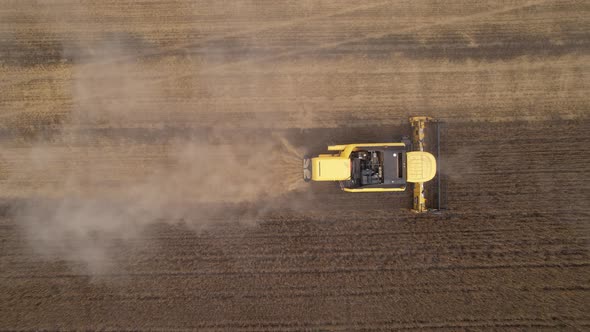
[{"left": 303, "top": 117, "right": 443, "bottom": 212}]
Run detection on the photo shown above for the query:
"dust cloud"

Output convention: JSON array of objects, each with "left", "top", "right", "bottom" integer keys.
[{"left": 6, "top": 34, "right": 309, "bottom": 273}]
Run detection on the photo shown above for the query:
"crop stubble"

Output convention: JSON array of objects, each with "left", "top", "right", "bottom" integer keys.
[{"left": 1, "top": 0, "right": 589, "bottom": 330}]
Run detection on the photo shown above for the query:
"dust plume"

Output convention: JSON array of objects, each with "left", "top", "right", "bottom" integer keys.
[
  {"left": 14, "top": 134, "right": 306, "bottom": 273},
  {"left": 4, "top": 30, "right": 310, "bottom": 273}
]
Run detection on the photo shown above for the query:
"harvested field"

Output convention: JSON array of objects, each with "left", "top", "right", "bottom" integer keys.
[{"left": 1, "top": 0, "right": 589, "bottom": 330}]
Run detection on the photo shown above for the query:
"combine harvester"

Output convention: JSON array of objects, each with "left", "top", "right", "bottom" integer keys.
[{"left": 303, "top": 117, "right": 444, "bottom": 212}]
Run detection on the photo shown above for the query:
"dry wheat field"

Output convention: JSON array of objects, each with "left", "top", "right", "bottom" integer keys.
[{"left": 1, "top": 1, "right": 589, "bottom": 330}]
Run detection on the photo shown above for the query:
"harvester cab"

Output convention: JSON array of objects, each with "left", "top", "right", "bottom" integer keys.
[{"left": 303, "top": 116, "right": 444, "bottom": 213}]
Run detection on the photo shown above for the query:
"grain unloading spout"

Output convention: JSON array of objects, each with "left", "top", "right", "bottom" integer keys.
[{"left": 409, "top": 116, "right": 445, "bottom": 213}]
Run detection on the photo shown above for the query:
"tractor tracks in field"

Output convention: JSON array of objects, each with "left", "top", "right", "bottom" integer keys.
[
  {"left": 68, "top": 0, "right": 566, "bottom": 109},
  {"left": 1, "top": 1, "right": 590, "bottom": 329}
]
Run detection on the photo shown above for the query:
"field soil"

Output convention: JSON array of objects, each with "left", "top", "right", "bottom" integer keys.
[{"left": 1, "top": 0, "right": 589, "bottom": 330}]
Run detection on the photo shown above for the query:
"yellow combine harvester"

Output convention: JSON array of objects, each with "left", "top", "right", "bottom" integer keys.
[{"left": 303, "top": 116, "right": 442, "bottom": 212}]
